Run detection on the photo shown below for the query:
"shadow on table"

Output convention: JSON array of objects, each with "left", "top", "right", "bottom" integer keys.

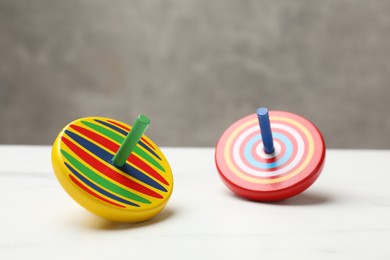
[
  {"left": 228, "top": 191, "right": 332, "bottom": 206},
  {"left": 272, "top": 192, "right": 332, "bottom": 206},
  {"left": 70, "top": 208, "right": 176, "bottom": 230}
]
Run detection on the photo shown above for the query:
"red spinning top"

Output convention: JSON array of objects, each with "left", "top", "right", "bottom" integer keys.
[{"left": 215, "top": 108, "right": 325, "bottom": 201}]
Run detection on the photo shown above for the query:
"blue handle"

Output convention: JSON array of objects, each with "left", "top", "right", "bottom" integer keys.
[{"left": 256, "top": 107, "right": 275, "bottom": 154}]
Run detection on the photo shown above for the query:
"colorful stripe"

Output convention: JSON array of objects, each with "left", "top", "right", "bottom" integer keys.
[
  {"left": 61, "top": 149, "right": 151, "bottom": 204},
  {"left": 61, "top": 136, "right": 163, "bottom": 199},
  {"left": 68, "top": 125, "right": 169, "bottom": 186},
  {"left": 107, "top": 119, "right": 156, "bottom": 150},
  {"left": 64, "top": 130, "right": 168, "bottom": 191},
  {"left": 94, "top": 119, "right": 161, "bottom": 160},
  {"left": 69, "top": 174, "right": 126, "bottom": 208},
  {"left": 56, "top": 117, "right": 173, "bottom": 212},
  {"left": 81, "top": 121, "right": 165, "bottom": 172},
  {"left": 65, "top": 162, "right": 140, "bottom": 207}
]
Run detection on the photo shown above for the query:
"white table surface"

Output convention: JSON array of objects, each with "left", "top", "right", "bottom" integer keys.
[{"left": 0, "top": 145, "right": 389, "bottom": 259}]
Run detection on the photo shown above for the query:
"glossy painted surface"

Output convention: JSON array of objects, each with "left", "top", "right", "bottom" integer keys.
[
  {"left": 216, "top": 111, "right": 325, "bottom": 201},
  {"left": 52, "top": 117, "right": 173, "bottom": 222}
]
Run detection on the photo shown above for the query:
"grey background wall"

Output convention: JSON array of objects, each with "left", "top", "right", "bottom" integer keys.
[{"left": 1, "top": 0, "right": 389, "bottom": 148}]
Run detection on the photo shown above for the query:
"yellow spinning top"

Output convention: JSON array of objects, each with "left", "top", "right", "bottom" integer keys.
[{"left": 51, "top": 115, "right": 173, "bottom": 222}]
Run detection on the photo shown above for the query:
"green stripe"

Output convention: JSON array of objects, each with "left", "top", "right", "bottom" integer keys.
[
  {"left": 61, "top": 149, "right": 151, "bottom": 204},
  {"left": 81, "top": 121, "right": 165, "bottom": 172},
  {"left": 82, "top": 121, "right": 123, "bottom": 143}
]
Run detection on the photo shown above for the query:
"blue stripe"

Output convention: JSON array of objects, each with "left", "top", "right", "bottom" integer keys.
[
  {"left": 244, "top": 133, "right": 293, "bottom": 169},
  {"left": 65, "top": 130, "right": 167, "bottom": 192},
  {"left": 94, "top": 119, "right": 162, "bottom": 161},
  {"left": 95, "top": 119, "right": 128, "bottom": 135},
  {"left": 65, "top": 162, "right": 140, "bottom": 207}
]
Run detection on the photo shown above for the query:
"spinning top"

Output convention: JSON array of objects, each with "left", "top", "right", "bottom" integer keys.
[
  {"left": 52, "top": 115, "right": 173, "bottom": 222},
  {"left": 215, "top": 108, "right": 325, "bottom": 201}
]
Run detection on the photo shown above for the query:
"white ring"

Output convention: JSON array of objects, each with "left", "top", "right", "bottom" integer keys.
[
  {"left": 256, "top": 141, "right": 282, "bottom": 159},
  {"left": 232, "top": 123, "right": 305, "bottom": 177}
]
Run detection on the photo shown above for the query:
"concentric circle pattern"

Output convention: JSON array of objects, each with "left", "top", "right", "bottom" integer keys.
[{"left": 215, "top": 111, "right": 325, "bottom": 201}]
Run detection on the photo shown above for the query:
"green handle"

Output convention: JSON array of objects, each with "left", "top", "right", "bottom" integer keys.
[{"left": 112, "top": 114, "right": 150, "bottom": 167}]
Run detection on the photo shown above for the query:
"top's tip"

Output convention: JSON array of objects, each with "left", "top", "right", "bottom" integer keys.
[
  {"left": 137, "top": 114, "right": 151, "bottom": 125},
  {"left": 256, "top": 107, "right": 269, "bottom": 116}
]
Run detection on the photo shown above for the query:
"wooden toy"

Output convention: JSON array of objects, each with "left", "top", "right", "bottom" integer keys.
[
  {"left": 215, "top": 108, "right": 325, "bottom": 201},
  {"left": 51, "top": 115, "right": 173, "bottom": 222}
]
